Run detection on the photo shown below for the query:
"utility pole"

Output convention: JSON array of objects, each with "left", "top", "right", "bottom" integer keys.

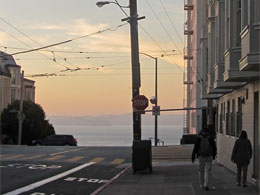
[
  {"left": 154, "top": 57, "right": 158, "bottom": 146},
  {"left": 18, "top": 70, "right": 24, "bottom": 145},
  {"left": 129, "top": 0, "right": 141, "bottom": 140}
]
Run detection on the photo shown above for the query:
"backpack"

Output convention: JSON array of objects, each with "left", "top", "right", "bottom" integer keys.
[{"left": 199, "top": 137, "right": 212, "bottom": 157}]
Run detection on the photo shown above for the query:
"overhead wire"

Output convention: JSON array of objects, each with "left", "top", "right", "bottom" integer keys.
[
  {"left": 159, "top": 0, "right": 184, "bottom": 47},
  {"left": 0, "top": 27, "right": 69, "bottom": 69},
  {"left": 0, "top": 46, "right": 181, "bottom": 54},
  {"left": 145, "top": 0, "right": 183, "bottom": 57},
  {"left": 0, "top": 17, "right": 128, "bottom": 56}
]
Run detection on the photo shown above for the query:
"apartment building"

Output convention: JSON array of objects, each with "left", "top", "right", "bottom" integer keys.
[
  {"left": 197, "top": 0, "right": 260, "bottom": 187},
  {"left": 0, "top": 51, "right": 35, "bottom": 113},
  {"left": 184, "top": 0, "right": 207, "bottom": 135}
]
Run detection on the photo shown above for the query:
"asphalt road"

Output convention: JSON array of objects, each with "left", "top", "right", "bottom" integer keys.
[{"left": 1, "top": 145, "right": 132, "bottom": 195}]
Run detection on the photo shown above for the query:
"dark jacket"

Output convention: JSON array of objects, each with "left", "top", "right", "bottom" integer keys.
[
  {"left": 231, "top": 138, "right": 252, "bottom": 165},
  {"left": 191, "top": 136, "right": 217, "bottom": 162}
]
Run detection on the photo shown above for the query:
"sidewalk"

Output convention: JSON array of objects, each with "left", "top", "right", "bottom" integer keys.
[{"left": 98, "top": 146, "right": 259, "bottom": 195}]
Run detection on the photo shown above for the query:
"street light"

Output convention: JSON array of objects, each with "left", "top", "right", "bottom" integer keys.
[
  {"left": 140, "top": 53, "right": 159, "bottom": 146},
  {"left": 96, "top": 1, "right": 129, "bottom": 8}
]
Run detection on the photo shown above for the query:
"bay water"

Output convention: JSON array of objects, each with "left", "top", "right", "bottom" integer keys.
[{"left": 54, "top": 125, "right": 183, "bottom": 146}]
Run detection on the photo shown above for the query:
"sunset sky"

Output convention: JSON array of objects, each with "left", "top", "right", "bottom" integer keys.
[{"left": 0, "top": 0, "right": 185, "bottom": 117}]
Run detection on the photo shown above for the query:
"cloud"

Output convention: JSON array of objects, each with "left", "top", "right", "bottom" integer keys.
[{"left": 25, "top": 19, "right": 130, "bottom": 52}]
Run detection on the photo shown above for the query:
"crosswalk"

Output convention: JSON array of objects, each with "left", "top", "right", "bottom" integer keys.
[{"left": 0, "top": 154, "right": 127, "bottom": 165}]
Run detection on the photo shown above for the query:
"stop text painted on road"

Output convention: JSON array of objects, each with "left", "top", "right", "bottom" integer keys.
[{"left": 64, "top": 177, "right": 108, "bottom": 183}]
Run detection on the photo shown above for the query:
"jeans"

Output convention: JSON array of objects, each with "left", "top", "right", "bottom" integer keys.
[
  {"left": 199, "top": 156, "right": 213, "bottom": 188},
  {"left": 237, "top": 164, "right": 248, "bottom": 185}
]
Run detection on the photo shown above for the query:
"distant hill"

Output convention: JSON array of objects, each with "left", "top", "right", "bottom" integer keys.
[{"left": 48, "top": 113, "right": 183, "bottom": 126}]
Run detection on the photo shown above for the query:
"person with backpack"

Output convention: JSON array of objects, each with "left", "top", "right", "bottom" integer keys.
[
  {"left": 191, "top": 128, "right": 217, "bottom": 191},
  {"left": 231, "top": 130, "right": 252, "bottom": 187}
]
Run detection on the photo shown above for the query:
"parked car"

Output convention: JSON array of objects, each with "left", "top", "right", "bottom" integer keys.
[{"left": 32, "top": 135, "right": 77, "bottom": 146}]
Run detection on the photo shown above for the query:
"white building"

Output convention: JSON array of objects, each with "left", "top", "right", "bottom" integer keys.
[
  {"left": 0, "top": 51, "right": 35, "bottom": 113},
  {"left": 197, "top": 0, "right": 260, "bottom": 188}
]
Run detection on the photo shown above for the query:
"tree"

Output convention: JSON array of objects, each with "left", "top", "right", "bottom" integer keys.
[{"left": 1, "top": 100, "right": 55, "bottom": 145}]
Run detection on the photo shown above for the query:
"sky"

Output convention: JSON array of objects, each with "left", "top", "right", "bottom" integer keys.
[{"left": 0, "top": 0, "right": 185, "bottom": 117}]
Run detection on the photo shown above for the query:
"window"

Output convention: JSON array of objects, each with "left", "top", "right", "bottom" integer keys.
[
  {"left": 220, "top": 103, "right": 224, "bottom": 133},
  {"left": 255, "top": 0, "right": 260, "bottom": 22},
  {"left": 226, "top": 101, "right": 231, "bottom": 135},
  {"left": 11, "top": 89, "right": 16, "bottom": 103},
  {"left": 236, "top": 0, "right": 241, "bottom": 46},
  {"left": 241, "top": 0, "right": 248, "bottom": 29},
  {"left": 237, "top": 97, "right": 243, "bottom": 137},
  {"left": 10, "top": 69, "right": 17, "bottom": 85},
  {"left": 192, "top": 112, "right": 196, "bottom": 128},
  {"left": 216, "top": 104, "right": 219, "bottom": 132},
  {"left": 230, "top": 99, "right": 236, "bottom": 136},
  {"left": 225, "top": 0, "right": 230, "bottom": 49}
]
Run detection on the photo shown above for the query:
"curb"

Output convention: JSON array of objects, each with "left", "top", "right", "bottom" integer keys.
[{"left": 90, "top": 165, "right": 131, "bottom": 195}]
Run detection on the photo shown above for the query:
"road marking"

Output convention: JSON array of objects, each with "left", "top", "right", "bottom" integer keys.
[
  {"left": 2, "top": 154, "right": 26, "bottom": 160},
  {"left": 89, "top": 157, "right": 104, "bottom": 163},
  {"left": 66, "top": 156, "right": 85, "bottom": 162},
  {"left": 50, "top": 148, "right": 83, "bottom": 156},
  {"left": 44, "top": 155, "right": 65, "bottom": 161},
  {"left": 110, "top": 158, "right": 125, "bottom": 165},
  {"left": 3, "top": 162, "right": 95, "bottom": 195},
  {"left": 21, "top": 155, "right": 44, "bottom": 160}
]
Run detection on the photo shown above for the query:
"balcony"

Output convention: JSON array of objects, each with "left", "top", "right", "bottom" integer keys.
[
  {"left": 184, "top": 4, "right": 193, "bottom": 10},
  {"left": 223, "top": 48, "right": 258, "bottom": 82},
  {"left": 240, "top": 53, "right": 260, "bottom": 72},
  {"left": 184, "top": 30, "right": 193, "bottom": 35},
  {"left": 239, "top": 25, "right": 260, "bottom": 72},
  {"left": 201, "top": 81, "right": 223, "bottom": 99},
  {"left": 184, "top": 56, "right": 193, "bottom": 60},
  {"left": 208, "top": 72, "right": 232, "bottom": 94},
  {"left": 214, "top": 63, "right": 246, "bottom": 89},
  {"left": 184, "top": 81, "right": 193, "bottom": 85}
]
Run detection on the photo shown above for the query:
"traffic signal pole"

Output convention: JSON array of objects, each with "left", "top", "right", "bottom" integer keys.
[{"left": 129, "top": 0, "right": 141, "bottom": 140}]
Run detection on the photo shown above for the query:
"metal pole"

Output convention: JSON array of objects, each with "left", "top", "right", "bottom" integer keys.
[
  {"left": 129, "top": 0, "right": 141, "bottom": 141},
  {"left": 18, "top": 70, "right": 24, "bottom": 145},
  {"left": 155, "top": 58, "right": 158, "bottom": 146}
]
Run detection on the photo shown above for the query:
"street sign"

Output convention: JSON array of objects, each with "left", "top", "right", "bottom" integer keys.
[
  {"left": 152, "top": 106, "right": 160, "bottom": 116},
  {"left": 133, "top": 95, "right": 149, "bottom": 110}
]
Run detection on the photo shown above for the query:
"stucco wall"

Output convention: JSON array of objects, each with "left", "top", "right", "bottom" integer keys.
[{"left": 216, "top": 81, "right": 260, "bottom": 184}]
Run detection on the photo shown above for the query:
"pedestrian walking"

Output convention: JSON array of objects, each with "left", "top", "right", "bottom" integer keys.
[
  {"left": 191, "top": 129, "right": 217, "bottom": 191},
  {"left": 231, "top": 130, "right": 252, "bottom": 187}
]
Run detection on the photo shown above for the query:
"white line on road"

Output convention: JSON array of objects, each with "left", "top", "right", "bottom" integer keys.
[{"left": 3, "top": 162, "right": 95, "bottom": 195}]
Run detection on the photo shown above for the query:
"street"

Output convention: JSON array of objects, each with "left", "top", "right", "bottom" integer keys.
[{"left": 1, "top": 145, "right": 132, "bottom": 195}]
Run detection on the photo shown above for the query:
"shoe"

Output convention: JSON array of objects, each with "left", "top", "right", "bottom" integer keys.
[
  {"left": 204, "top": 187, "right": 210, "bottom": 191},
  {"left": 236, "top": 183, "right": 241, "bottom": 186},
  {"left": 242, "top": 184, "right": 247, "bottom": 187}
]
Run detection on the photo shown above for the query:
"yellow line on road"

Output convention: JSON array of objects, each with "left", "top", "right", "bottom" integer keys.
[
  {"left": 50, "top": 148, "right": 84, "bottom": 156},
  {"left": 89, "top": 157, "right": 104, "bottom": 163},
  {"left": 0, "top": 154, "right": 8, "bottom": 158},
  {"left": 44, "top": 155, "right": 65, "bottom": 161},
  {"left": 110, "top": 158, "right": 125, "bottom": 165},
  {"left": 66, "top": 156, "right": 85, "bottom": 162},
  {"left": 21, "top": 155, "right": 44, "bottom": 160},
  {"left": 2, "top": 154, "right": 26, "bottom": 160}
]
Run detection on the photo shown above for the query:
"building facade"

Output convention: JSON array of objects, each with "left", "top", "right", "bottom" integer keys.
[
  {"left": 198, "top": 0, "right": 260, "bottom": 187},
  {"left": 0, "top": 51, "right": 35, "bottom": 114},
  {"left": 184, "top": 0, "right": 207, "bottom": 135}
]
